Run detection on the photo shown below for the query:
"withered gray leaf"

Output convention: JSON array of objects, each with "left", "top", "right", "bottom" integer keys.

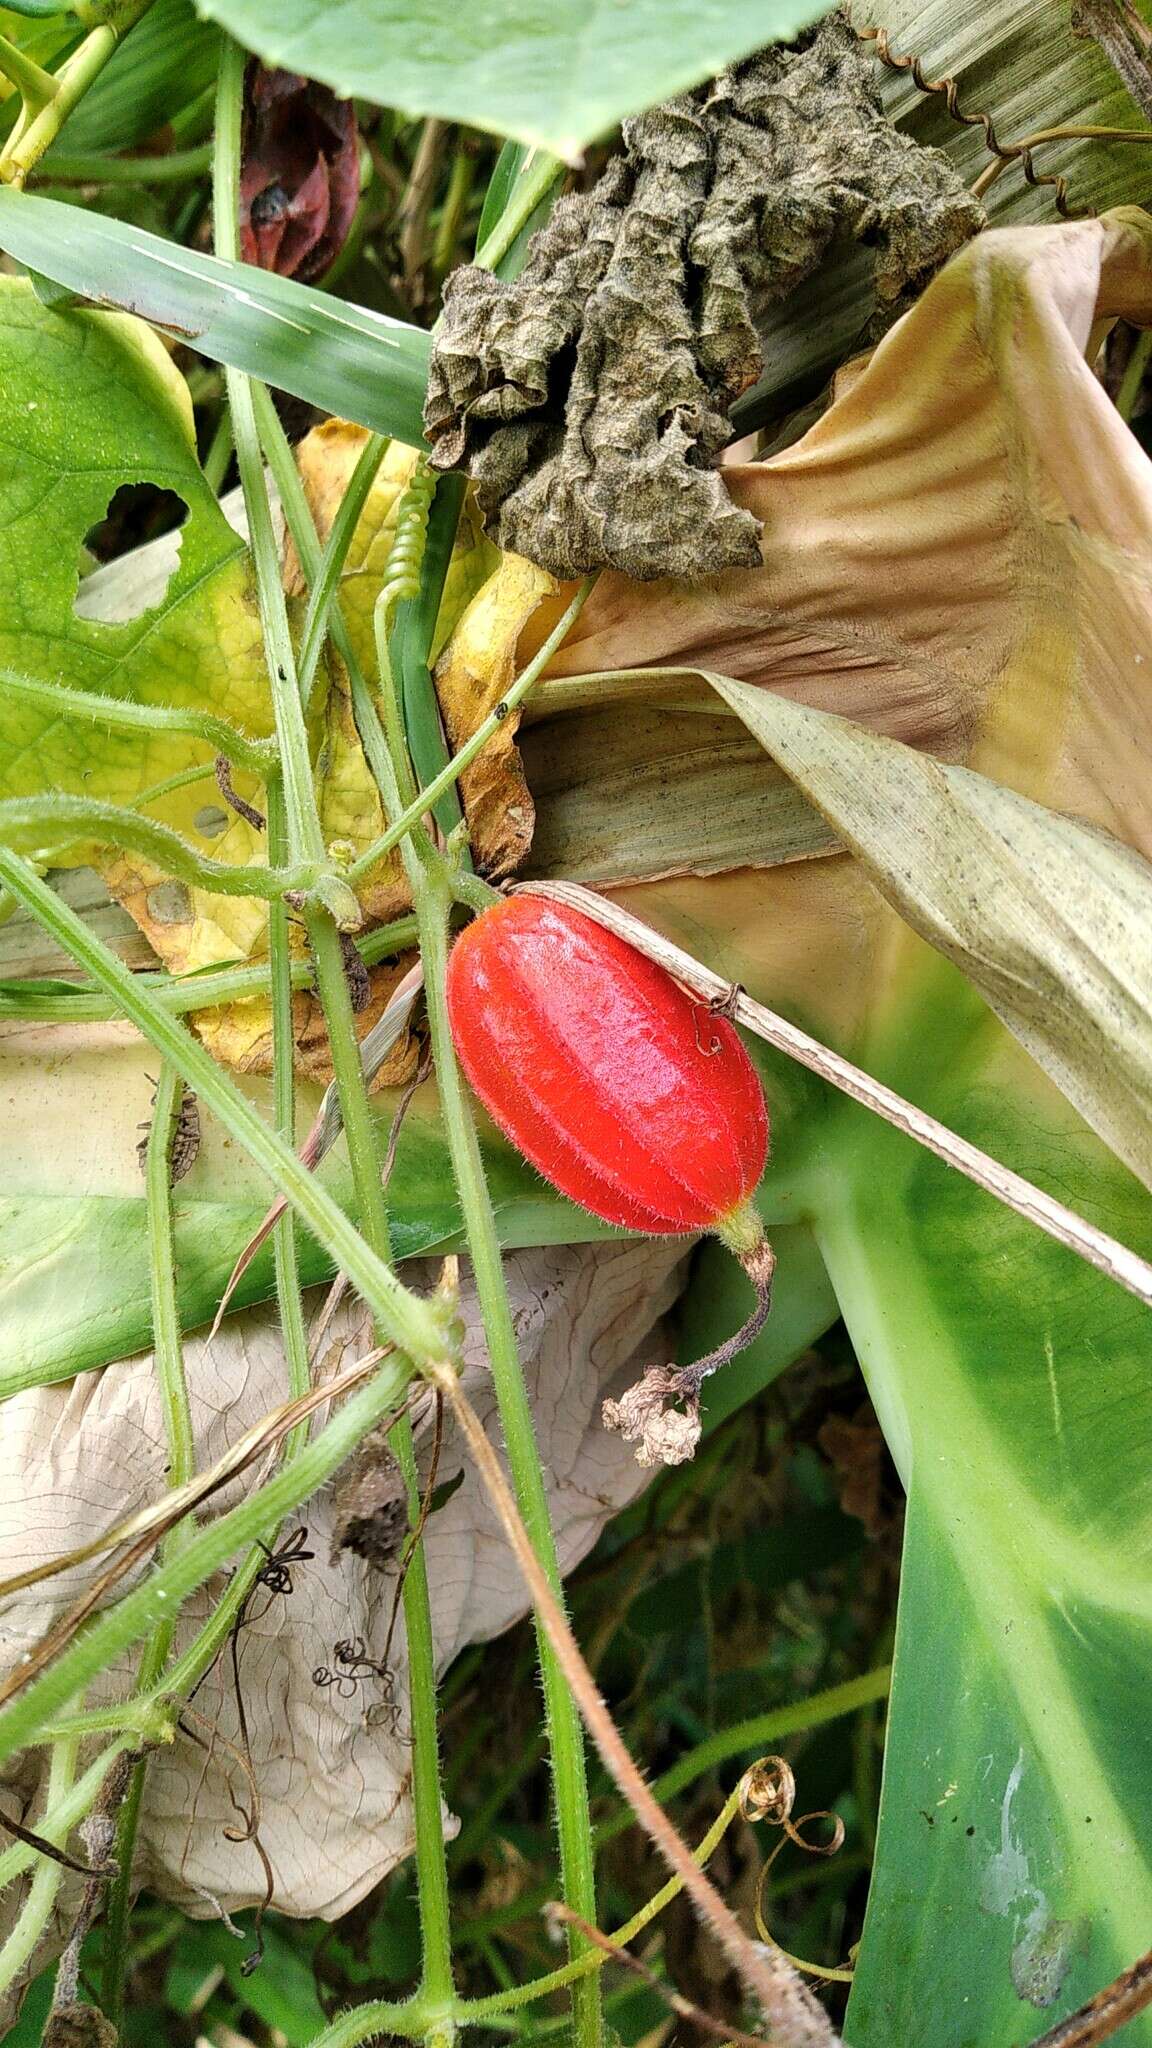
[{"left": 425, "top": 11, "right": 982, "bottom": 582}]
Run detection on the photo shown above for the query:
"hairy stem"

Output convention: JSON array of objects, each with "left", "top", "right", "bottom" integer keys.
[
  {"left": 298, "top": 431, "right": 391, "bottom": 713},
  {"left": 347, "top": 576, "right": 595, "bottom": 886},
  {"left": 0, "top": 1738, "right": 79, "bottom": 2004},
  {"left": 0, "top": 664, "right": 274, "bottom": 772},
  {"left": 306, "top": 914, "right": 456, "bottom": 2015},
  {"left": 0, "top": 795, "right": 302, "bottom": 899},
  {"left": 267, "top": 780, "right": 312, "bottom": 1441},
  {"left": 410, "top": 872, "right": 603, "bottom": 2048},
  {"left": 0, "top": 916, "right": 419, "bottom": 1024},
  {"left": 103, "top": 1057, "right": 198, "bottom": 2018}
]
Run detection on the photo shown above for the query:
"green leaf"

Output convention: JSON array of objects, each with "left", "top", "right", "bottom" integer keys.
[
  {"left": 807, "top": 978, "right": 1152, "bottom": 2047},
  {"left": 191, "top": 0, "right": 833, "bottom": 154},
  {"left": 0, "top": 274, "right": 270, "bottom": 836},
  {"left": 47, "top": 0, "right": 219, "bottom": 157},
  {"left": 707, "top": 679, "right": 1152, "bottom": 1194},
  {"left": 0, "top": 192, "right": 431, "bottom": 442}
]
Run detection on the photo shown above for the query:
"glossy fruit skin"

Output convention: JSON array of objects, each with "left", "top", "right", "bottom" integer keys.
[{"left": 446, "top": 896, "right": 769, "bottom": 1234}]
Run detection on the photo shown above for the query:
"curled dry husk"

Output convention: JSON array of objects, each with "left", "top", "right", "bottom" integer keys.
[
  {"left": 424, "top": 11, "right": 983, "bottom": 581},
  {"left": 0, "top": 1239, "right": 688, "bottom": 2006}
]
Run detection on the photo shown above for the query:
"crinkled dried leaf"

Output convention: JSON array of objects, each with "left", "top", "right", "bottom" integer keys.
[
  {"left": 425, "top": 14, "right": 982, "bottom": 581},
  {"left": 0, "top": 1242, "right": 688, "bottom": 1960}
]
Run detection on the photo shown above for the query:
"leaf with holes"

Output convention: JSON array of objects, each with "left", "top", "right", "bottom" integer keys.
[{"left": 0, "top": 276, "right": 272, "bottom": 958}]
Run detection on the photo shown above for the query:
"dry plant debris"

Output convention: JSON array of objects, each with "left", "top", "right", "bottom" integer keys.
[{"left": 424, "top": 11, "right": 983, "bottom": 582}]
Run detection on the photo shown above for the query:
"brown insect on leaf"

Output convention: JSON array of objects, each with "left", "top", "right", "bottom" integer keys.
[
  {"left": 136, "top": 1078, "right": 201, "bottom": 1185},
  {"left": 330, "top": 1424, "right": 409, "bottom": 1569},
  {"left": 425, "top": 12, "right": 982, "bottom": 583},
  {"left": 239, "top": 62, "right": 360, "bottom": 283}
]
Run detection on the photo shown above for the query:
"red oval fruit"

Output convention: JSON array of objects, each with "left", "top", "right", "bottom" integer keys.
[{"left": 445, "top": 895, "right": 768, "bottom": 1234}]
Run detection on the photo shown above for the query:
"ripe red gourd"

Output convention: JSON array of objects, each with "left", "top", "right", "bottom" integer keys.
[{"left": 446, "top": 893, "right": 775, "bottom": 1463}]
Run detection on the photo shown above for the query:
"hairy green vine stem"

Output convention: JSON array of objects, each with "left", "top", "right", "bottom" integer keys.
[
  {"left": 0, "top": 1737, "right": 79, "bottom": 2004},
  {"left": 266, "top": 779, "right": 313, "bottom": 1449},
  {"left": 0, "top": 664, "right": 275, "bottom": 773},
  {"left": 394, "top": 866, "right": 604, "bottom": 2047},
  {"left": 306, "top": 914, "right": 457, "bottom": 2018},
  {"left": 103, "top": 1061, "right": 196, "bottom": 2021},
  {"left": 346, "top": 574, "right": 596, "bottom": 886},
  {"left": 0, "top": 916, "right": 419, "bottom": 1024},
  {"left": 0, "top": 795, "right": 304, "bottom": 900},
  {"left": 298, "top": 430, "right": 392, "bottom": 713}
]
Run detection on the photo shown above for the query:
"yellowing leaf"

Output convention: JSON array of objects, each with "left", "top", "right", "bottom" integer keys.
[
  {"left": 435, "top": 550, "right": 561, "bottom": 878},
  {"left": 0, "top": 279, "right": 270, "bottom": 829}
]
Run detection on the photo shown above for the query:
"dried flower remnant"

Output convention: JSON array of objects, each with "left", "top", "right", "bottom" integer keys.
[
  {"left": 239, "top": 63, "right": 359, "bottom": 282},
  {"left": 424, "top": 11, "right": 983, "bottom": 583}
]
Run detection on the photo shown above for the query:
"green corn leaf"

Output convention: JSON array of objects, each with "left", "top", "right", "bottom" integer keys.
[
  {"left": 0, "top": 190, "right": 431, "bottom": 442},
  {"left": 806, "top": 969, "right": 1152, "bottom": 2047},
  {"left": 190, "top": 0, "right": 833, "bottom": 155}
]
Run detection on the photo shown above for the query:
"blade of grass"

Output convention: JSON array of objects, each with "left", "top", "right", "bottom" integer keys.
[{"left": 0, "top": 188, "right": 431, "bottom": 441}]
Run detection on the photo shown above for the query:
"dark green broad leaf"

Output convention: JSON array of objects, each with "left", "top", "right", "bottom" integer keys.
[
  {"left": 0, "top": 190, "right": 430, "bottom": 444},
  {"left": 191, "top": 0, "right": 833, "bottom": 154},
  {"left": 809, "top": 969, "right": 1152, "bottom": 2047}
]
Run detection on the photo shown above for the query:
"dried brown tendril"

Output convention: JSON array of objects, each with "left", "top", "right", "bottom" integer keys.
[
  {"left": 424, "top": 9, "right": 982, "bottom": 583},
  {"left": 740, "top": 1755, "right": 854, "bottom": 1983}
]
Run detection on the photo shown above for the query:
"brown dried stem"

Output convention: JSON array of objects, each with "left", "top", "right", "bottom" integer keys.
[{"left": 1023, "top": 1948, "right": 1152, "bottom": 2048}]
